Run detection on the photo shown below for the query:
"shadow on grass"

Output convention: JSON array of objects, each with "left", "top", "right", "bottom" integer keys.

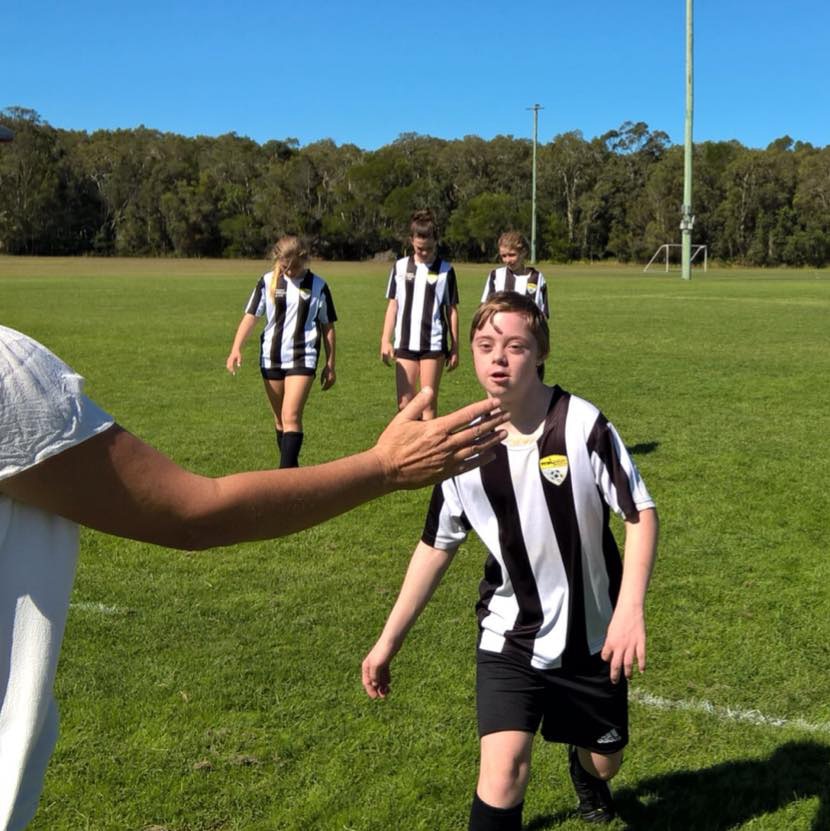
[
  {"left": 526, "top": 740, "right": 830, "bottom": 830},
  {"left": 627, "top": 441, "right": 659, "bottom": 456}
]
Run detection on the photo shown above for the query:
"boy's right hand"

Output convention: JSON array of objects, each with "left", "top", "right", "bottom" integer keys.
[{"left": 362, "top": 644, "right": 394, "bottom": 699}]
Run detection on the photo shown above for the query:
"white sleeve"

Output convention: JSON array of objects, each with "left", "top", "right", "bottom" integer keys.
[{"left": 0, "top": 326, "right": 114, "bottom": 480}]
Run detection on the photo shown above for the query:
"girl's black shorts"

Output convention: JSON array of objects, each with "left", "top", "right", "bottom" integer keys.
[
  {"left": 260, "top": 367, "right": 316, "bottom": 380},
  {"left": 394, "top": 348, "right": 446, "bottom": 361}
]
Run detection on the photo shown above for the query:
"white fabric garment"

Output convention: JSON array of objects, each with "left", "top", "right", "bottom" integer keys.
[{"left": 0, "top": 325, "right": 113, "bottom": 831}]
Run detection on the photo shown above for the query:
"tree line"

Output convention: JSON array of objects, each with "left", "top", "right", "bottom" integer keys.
[{"left": 1, "top": 106, "right": 828, "bottom": 266}]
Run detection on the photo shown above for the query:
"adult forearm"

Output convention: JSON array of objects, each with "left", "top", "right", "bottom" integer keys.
[
  {"left": 0, "top": 393, "right": 507, "bottom": 552},
  {"left": 188, "top": 451, "right": 390, "bottom": 548}
]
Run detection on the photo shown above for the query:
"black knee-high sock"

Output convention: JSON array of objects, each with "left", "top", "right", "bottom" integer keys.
[
  {"left": 275, "top": 429, "right": 284, "bottom": 452},
  {"left": 279, "top": 431, "right": 303, "bottom": 469},
  {"left": 469, "top": 793, "right": 523, "bottom": 831}
]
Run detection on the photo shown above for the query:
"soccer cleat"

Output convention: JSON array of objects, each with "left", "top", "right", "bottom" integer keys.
[{"left": 568, "top": 745, "right": 616, "bottom": 824}]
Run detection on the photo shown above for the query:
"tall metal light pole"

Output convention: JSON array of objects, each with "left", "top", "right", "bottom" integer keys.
[
  {"left": 527, "top": 104, "right": 543, "bottom": 264},
  {"left": 680, "top": 0, "right": 694, "bottom": 280}
]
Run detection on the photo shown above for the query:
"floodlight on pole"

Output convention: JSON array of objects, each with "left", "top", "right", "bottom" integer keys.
[
  {"left": 527, "top": 104, "right": 543, "bottom": 264},
  {"left": 680, "top": 0, "right": 694, "bottom": 281}
]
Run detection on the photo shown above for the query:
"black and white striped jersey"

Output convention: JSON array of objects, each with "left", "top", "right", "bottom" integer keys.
[
  {"left": 386, "top": 255, "right": 459, "bottom": 353},
  {"left": 481, "top": 267, "right": 549, "bottom": 318},
  {"left": 422, "top": 385, "right": 654, "bottom": 670},
  {"left": 245, "top": 270, "right": 337, "bottom": 371}
]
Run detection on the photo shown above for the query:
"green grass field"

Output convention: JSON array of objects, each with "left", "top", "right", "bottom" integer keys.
[{"left": 2, "top": 257, "right": 829, "bottom": 830}]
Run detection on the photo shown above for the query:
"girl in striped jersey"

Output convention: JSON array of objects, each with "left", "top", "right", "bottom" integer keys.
[
  {"left": 481, "top": 231, "right": 549, "bottom": 318},
  {"left": 226, "top": 236, "right": 336, "bottom": 468},
  {"left": 362, "top": 293, "right": 658, "bottom": 830},
  {"left": 380, "top": 209, "right": 459, "bottom": 420}
]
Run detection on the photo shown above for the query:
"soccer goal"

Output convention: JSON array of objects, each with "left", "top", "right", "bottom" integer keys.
[{"left": 644, "top": 244, "right": 708, "bottom": 273}]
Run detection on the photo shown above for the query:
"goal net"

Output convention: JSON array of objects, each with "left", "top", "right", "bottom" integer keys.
[{"left": 644, "top": 244, "right": 708, "bottom": 273}]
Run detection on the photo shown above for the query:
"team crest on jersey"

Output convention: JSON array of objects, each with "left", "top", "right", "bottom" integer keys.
[
  {"left": 426, "top": 272, "right": 439, "bottom": 284},
  {"left": 299, "top": 289, "right": 311, "bottom": 300},
  {"left": 539, "top": 454, "right": 568, "bottom": 486},
  {"left": 527, "top": 283, "right": 537, "bottom": 293}
]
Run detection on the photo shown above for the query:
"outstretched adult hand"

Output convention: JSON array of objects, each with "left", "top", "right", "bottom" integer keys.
[{"left": 372, "top": 387, "right": 507, "bottom": 488}]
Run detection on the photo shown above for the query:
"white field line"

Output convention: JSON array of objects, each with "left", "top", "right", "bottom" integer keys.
[
  {"left": 69, "top": 601, "right": 129, "bottom": 615},
  {"left": 631, "top": 689, "right": 830, "bottom": 736}
]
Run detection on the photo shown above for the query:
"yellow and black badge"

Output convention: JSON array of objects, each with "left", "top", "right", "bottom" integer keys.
[
  {"left": 527, "top": 282, "right": 537, "bottom": 293},
  {"left": 539, "top": 454, "right": 568, "bottom": 486}
]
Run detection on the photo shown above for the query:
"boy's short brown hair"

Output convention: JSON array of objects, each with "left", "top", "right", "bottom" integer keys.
[
  {"left": 470, "top": 291, "right": 549, "bottom": 363},
  {"left": 497, "top": 230, "right": 530, "bottom": 256}
]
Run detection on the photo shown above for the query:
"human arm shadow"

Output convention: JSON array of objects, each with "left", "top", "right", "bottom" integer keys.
[{"left": 525, "top": 740, "right": 830, "bottom": 830}]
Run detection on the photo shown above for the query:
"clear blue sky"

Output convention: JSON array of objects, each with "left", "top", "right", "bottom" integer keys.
[{"left": 3, "top": 0, "right": 828, "bottom": 150}]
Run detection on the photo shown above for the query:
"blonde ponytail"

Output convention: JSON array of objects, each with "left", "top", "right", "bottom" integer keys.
[{"left": 268, "top": 235, "right": 310, "bottom": 301}]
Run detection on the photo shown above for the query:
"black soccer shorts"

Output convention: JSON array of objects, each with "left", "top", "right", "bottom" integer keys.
[
  {"left": 475, "top": 648, "right": 628, "bottom": 754},
  {"left": 260, "top": 366, "right": 316, "bottom": 380}
]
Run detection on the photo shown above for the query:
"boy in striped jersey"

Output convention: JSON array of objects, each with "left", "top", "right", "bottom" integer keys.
[
  {"left": 362, "top": 293, "right": 658, "bottom": 828},
  {"left": 481, "top": 231, "right": 549, "bottom": 318},
  {"left": 380, "top": 209, "right": 459, "bottom": 420},
  {"left": 226, "top": 236, "right": 336, "bottom": 468}
]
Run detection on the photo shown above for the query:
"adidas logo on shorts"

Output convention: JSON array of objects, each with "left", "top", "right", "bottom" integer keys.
[{"left": 596, "top": 728, "right": 622, "bottom": 745}]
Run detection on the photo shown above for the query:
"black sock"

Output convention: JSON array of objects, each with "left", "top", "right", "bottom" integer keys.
[
  {"left": 279, "top": 431, "right": 303, "bottom": 469},
  {"left": 469, "top": 793, "right": 523, "bottom": 831},
  {"left": 275, "top": 429, "right": 284, "bottom": 451}
]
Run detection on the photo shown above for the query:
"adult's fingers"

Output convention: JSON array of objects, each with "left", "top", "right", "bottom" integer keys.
[
  {"left": 395, "top": 387, "right": 435, "bottom": 421},
  {"left": 451, "top": 407, "right": 509, "bottom": 439},
  {"left": 434, "top": 394, "right": 504, "bottom": 435}
]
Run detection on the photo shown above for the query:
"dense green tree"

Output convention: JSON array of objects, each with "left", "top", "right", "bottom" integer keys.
[
  {"left": 0, "top": 109, "right": 827, "bottom": 265},
  {"left": 0, "top": 108, "right": 64, "bottom": 254},
  {"left": 446, "top": 192, "right": 521, "bottom": 260}
]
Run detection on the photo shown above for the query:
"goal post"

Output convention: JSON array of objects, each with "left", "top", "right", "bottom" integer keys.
[{"left": 644, "top": 243, "right": 707, "bottom": 273}]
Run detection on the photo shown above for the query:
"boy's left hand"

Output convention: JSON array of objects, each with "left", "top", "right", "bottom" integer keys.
[{"left": 601, "top": 606, "right": 646, "bottom": 684}]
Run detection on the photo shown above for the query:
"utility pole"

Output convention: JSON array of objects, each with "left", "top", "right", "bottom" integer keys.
[
  {"left": 681, "top": 0, "right": 694, "bottom": 280},
  {"left": 527, "top": 104, "right": 543, "bottom": 264}
]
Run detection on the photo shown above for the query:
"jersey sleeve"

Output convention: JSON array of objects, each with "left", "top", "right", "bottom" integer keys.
[
  {"left": 443, "top": 266, "right": 459, "bottom": 306},
  {"left": 586, "top": 414, "right": 655, "bottom": 521},
  {"left": 244, "top": 276, "right": 267, "bottom": 317},
  {"left": 385, "top": 266, "right": 397, "bottom": 300},
  {"left": 319, "top": 282, "right": 337, "bottom": 324},
  {"left": 481, "top": 270, "right": 496, "bottom": 303},
  {"left": 0, "top": 327, "right": 114, "bottom": 481},
  {"left": 421, "top": 479, "right": 470, "bottom": 550},
  {"left": 535, "top": 272, "right": 550, "bottom": 318}
]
